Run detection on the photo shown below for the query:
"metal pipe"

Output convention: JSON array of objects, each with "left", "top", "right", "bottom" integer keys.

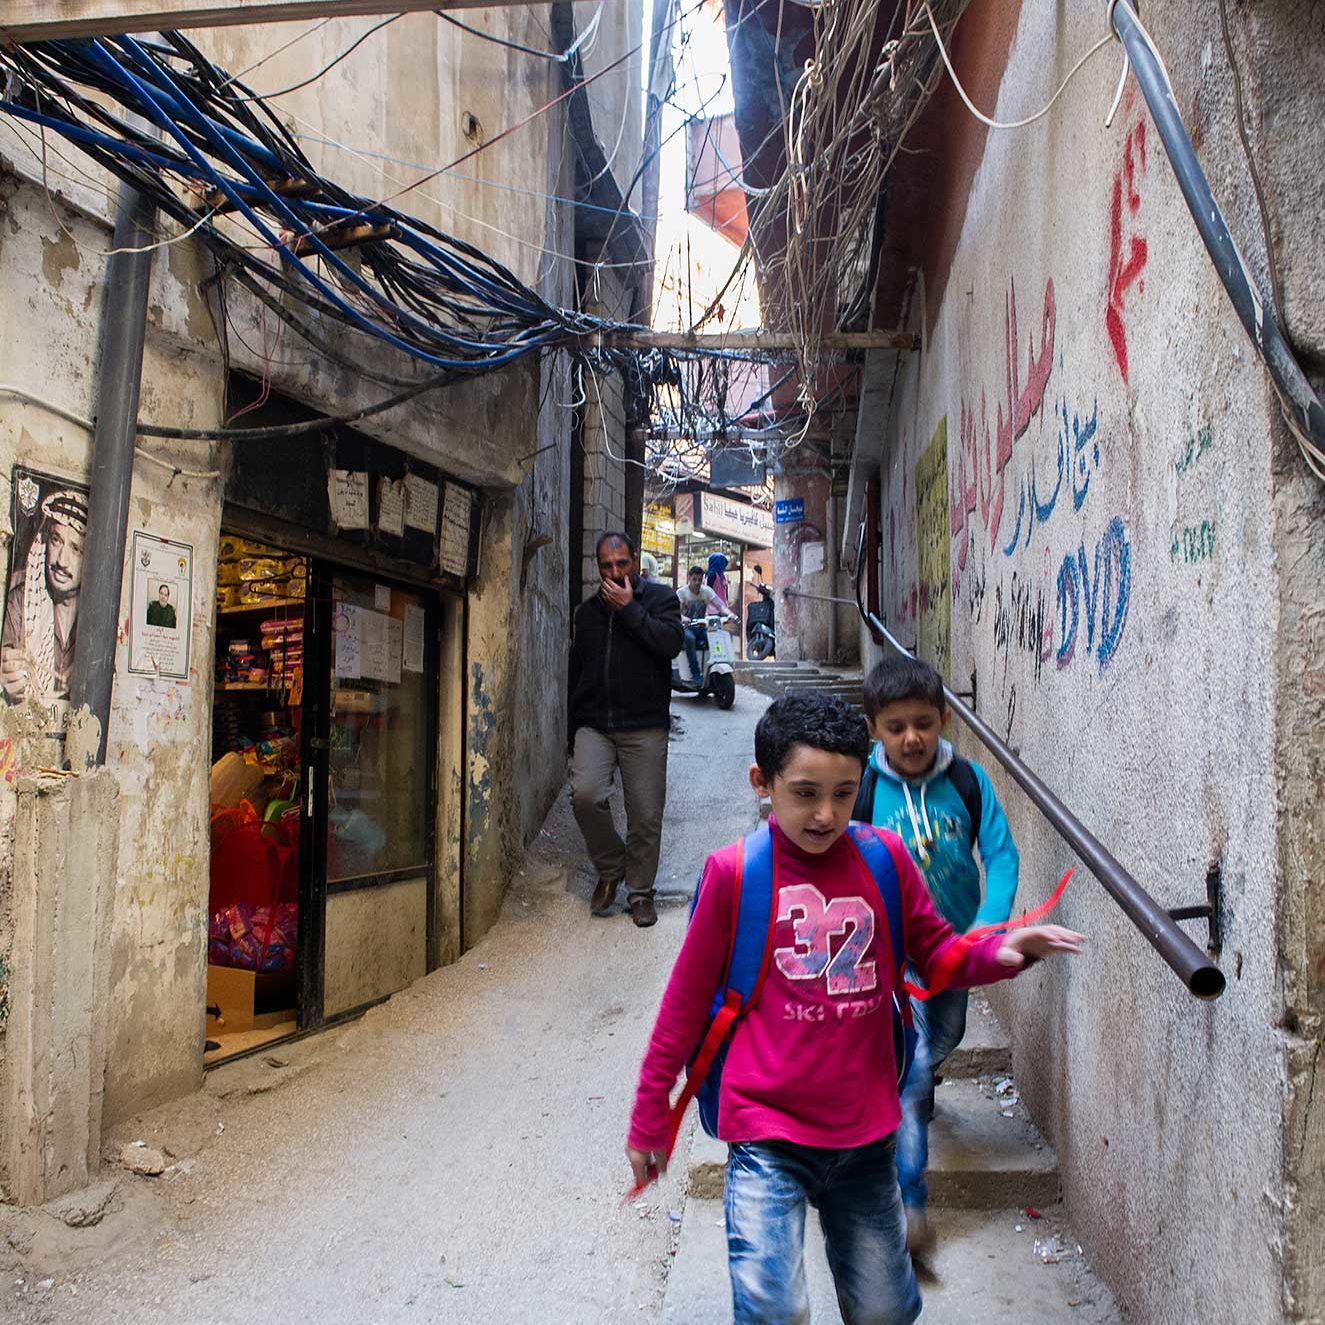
[
  {"left": 784, "top": 587, "right": 858, "bottom": 607},
  {"left": 850, "top": 526, "right": 1225, "bottom": 1000},
  {"left": 826, "top": 491, "right": 839, "bottom": 664},
  {"left": 1111, "top": 0, "right": 1325, "bottom": 457},
  {"left": 68, "top": 118, "right": 158, "bottom": 768}
]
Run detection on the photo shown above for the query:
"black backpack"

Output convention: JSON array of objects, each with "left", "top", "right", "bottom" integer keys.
[{"left": 852, "top": 757, "right": 983, "bottom": 848}]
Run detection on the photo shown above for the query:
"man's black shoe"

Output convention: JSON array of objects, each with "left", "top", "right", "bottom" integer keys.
[
  {"left": 590, "top": 878, "right": 621, "bottom": 916},
  {"left": 629, "top": 895, "right": 658, "bottom": 928}
]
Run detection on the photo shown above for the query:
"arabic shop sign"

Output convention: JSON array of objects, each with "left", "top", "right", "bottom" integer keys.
[
  {"left": 695, "top": 493, "right": 774, "bottom": 545},
  {"left": 641, "top": 504, "right": 675, "bottom": 558}
]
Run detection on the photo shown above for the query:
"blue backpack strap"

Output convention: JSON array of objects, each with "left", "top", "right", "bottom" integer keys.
[
  {"left": 723, "top": 823, "right": 777, "bottom": 1008},
  {"left": 846, "top": 824, "right": 905, "bottom": 980}
]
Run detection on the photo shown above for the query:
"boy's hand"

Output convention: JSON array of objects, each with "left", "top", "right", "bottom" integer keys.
[
  {"left": 626, "top": 1145, "right": 665, "bottom": 1188},
  {"left": 996, "top": 924, "right": 1085, "bottom": 968}
]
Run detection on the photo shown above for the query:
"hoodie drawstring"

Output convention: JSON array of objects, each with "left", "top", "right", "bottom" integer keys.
[{"left": 902, "top": 783, "right": 935, "bottom": 866}]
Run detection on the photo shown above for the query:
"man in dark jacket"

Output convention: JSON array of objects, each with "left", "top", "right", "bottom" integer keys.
[{"left": 568, "top": 531, "right": 684, "bottom": 927}]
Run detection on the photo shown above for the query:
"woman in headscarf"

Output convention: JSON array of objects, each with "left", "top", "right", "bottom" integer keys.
[{"left": 705, "top": 552, "right": 730, "bottom": 611}]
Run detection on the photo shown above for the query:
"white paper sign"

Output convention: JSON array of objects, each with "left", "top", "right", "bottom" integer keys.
[
  {"left": 403, "top": 604, "right": 426, "bottom": 674},
  {"left": 405, "top": 474, "right": 440, "bottom": 534},
  {"left": 328, "top": 469, "right": 370, "bottom": 530},
  {"left": 800, "top": 540, "right": 825, "bottom": 576},
  {"left": 128, "top": 531, "right": 194, "bottom": 680},
  {"left": 334, "top": 603, "right": 362, "bottom": 679},
  {"left": 386, "top": 616, "right": 403, "bottom": 686},
  {"left": 359, "top": 608, "right": 389, "bottom": 682},
  {"left": 375, "top": 584, "right": 392, "bottom": 611},
  {"left": 377, "top": 478, "right": 406, "bottom": 538},
  {"left": 440, "top": 482, "right": 474, "bottom": 578}
]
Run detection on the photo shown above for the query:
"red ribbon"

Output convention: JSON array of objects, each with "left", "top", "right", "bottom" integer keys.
[
  {"left": 623, "top": 992, "right": 741, "bottom": 1205},
  {"left": 903, "top": 867, "right": 1075, "bottom": 1003}
]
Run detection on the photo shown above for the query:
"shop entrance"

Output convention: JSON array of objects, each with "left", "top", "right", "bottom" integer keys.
[{"left": 205, "top": 534, "right": 441, "bottom": 1064}]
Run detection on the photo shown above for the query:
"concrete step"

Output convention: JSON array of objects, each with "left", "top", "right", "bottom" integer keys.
[
  {"left": 661, "top": 1199, "right": 1124, "bottom": 1324},
  {"left": 687, "top": 1077, "right": 1056, "bottom": 1210},
  {"left": 945, "top": 990, "right": 1013, "bottom": 1080}
]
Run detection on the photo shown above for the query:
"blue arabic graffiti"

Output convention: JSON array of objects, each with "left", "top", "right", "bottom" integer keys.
[
  {"left": 1002, "top": 398, "right": 1100, "bottom": 556},
  {"left": 1055, "top": 516, "right": 1132, "bottom": 670}
]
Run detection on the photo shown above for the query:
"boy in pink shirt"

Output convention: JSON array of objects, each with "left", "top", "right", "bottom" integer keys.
[{"left": 626, "top": 694, "right": 1082, "bottom": 1324}]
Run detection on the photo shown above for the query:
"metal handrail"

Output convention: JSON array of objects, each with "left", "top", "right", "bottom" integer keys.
[{"left": 848, "top": 525, "right": 1225, "bottom": 1000}]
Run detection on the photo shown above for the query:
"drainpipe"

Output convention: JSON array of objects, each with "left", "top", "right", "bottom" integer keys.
[{"left": 68, "top": 120, "right": 158, "bottom": 769}]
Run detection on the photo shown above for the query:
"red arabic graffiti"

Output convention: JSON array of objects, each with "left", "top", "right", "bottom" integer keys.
[
  {"left": 1106, "top": 118, "right": 1148, "bottom": 384},
  {"left": 951, "top": 276, "right": 1057, "bottom": 578}
]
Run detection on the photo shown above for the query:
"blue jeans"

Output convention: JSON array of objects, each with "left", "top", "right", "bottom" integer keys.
[
  {"left": 683, "top": 622, "right": 707, "bottom": 680},
  {"left": 725, "top": 1137, "right": 921, "bottom": 1325},
  {"left": 896, "top": 975, "right": 969, "bottom": 1211}
]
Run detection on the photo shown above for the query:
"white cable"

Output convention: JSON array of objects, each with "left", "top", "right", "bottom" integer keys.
[
  {"left": 0, "top": 385, "right": 220, "bottom": 478},
  {"left": 925, "top": 4, "right": 1116, "bottom": 131},
  {"left": 37, "top": 118, "right": 219, "bottom": 258}
]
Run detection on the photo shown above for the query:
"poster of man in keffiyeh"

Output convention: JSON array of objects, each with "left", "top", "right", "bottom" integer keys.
[{"left": 1, "top": 469, "right": 89, "bottom": 718}]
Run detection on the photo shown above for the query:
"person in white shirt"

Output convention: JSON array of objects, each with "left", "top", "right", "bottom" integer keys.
[{"left": 676, "top": 564, "right": 737, "bottom": 682}]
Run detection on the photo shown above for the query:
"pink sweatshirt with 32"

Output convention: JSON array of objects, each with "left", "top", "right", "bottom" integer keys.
[{"left": 628, "top": 818, "right": 1016, "bottom": 1154}]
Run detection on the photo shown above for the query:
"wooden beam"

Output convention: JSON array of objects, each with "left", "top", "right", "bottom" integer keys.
[
  {"left": 600, "top": 330, "right": 921, "bottom": 353},
  {"left": 0, "top": 1, "right": 549, "bottom": 43}
]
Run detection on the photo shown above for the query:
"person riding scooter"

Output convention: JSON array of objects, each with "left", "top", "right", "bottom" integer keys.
[
  {"left": 676, "top": 564, "right": 737, "bottom": 687},
  {"left": 746, "top": 564, "right": 776, "bottom": 661}
]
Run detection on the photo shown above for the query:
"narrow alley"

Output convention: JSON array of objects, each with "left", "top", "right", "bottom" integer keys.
[
  {"left": 0, "top": 3, "right": 1322, "bottom": 1323},
  {"left": 1, "top": 699, "right": 758, "bottom": 1323}
]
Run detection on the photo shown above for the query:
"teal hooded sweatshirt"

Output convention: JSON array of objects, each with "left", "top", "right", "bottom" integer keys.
[{"left": 868, "top": 738, "right": 1019, "bottom": 933}]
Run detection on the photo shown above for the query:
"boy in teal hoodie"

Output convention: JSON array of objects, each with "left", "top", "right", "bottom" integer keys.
[{"left": 856, "top": 654, "right": 1020, "bottom": 1257}]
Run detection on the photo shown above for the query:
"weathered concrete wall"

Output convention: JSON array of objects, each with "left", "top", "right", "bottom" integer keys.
[
  {"left": 867, "top": 2, "right": 1323, "bottom": 1319},
  {"left": 0, "top": 772, "right": 119, "bottom": 1205},
  {"left": 0, "top": 176, "right": 226, "bottom": 1144}
]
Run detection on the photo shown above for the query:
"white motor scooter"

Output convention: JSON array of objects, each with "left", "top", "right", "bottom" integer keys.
[{"left": 672, "top": 615, "right": 737, "bottom": 710}]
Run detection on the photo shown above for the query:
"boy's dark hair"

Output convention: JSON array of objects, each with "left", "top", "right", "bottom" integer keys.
[
  {"left": 595, "top": 530, "right": 636, "bottom": 559},
  {"left": 863, "top": 655, "right": 947, "bottom": 720},
  {"left": 688, "top": 565, "right": 705, "bottom": 578},
  {"left": 755, "top": 693, "right": 870, "bottom": 779}
]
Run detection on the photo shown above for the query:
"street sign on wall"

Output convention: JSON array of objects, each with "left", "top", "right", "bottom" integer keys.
[{"left": 774, "top": 498, "right": 805, "bottom": 524}]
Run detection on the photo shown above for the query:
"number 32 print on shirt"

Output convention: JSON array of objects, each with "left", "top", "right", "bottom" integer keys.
[{"left": 773, "top": 884, "right": 878, "bottom": 997}]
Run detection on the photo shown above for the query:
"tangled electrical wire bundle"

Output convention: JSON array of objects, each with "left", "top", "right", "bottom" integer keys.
[
  {"left": 0, "top": 30, "right": 619, "bottom": 380},
  {"left": 775, "top": 0, "right": 969, "bottom": 402}
]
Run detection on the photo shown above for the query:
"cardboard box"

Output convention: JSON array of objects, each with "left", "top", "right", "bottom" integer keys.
[{"left": 206, "top": 964, "right": 296, "bottom": 1034}]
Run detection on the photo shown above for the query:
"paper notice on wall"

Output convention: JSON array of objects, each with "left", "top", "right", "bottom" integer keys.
[
  {"left": 800, "top": 540, "right": 825, "bottom": 576},
  {"left": 328, "top": 469, "right": 370, "bottom": 530},
  {"left": 359, "top": 608, "right": 389, "bottom": 682},
  {"left": 128, "top": 530, "right": 194, "bottom": 680},
  {"left": 377, "top": 478, "right": 406, "bottom": 538},
  {"left": 386, "top": 616, "right": 403, "bottom": 686},
  {"left": 375, "top": 584, "right": 392, "bottom": 611},
  {"left": 334, "top": 604, "right": 362, "bottom": 679},
  {"left": 405, "top": 474, "right": 440, "bottom": 534},
  {"left": 439, "top": 482, "right": 474, "bottom": 578},
  {"left": 403, "top": 604, "right": 426, "bottom": 674}
]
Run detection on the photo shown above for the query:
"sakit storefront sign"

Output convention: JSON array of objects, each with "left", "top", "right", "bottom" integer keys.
[{"left": 695, "top": 493, "right": 774, "bottom": 545}]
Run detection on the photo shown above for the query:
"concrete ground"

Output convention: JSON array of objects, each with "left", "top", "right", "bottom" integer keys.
[
  {"left": 663, "top": 1201, "right": 1124, "bottom": 1324},
  {"left": 1, "top": 693, "right": 763, "bottom": 1325},
  {"left": 1, "top": 684, "right": 1125, "bottom": 1324}
]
